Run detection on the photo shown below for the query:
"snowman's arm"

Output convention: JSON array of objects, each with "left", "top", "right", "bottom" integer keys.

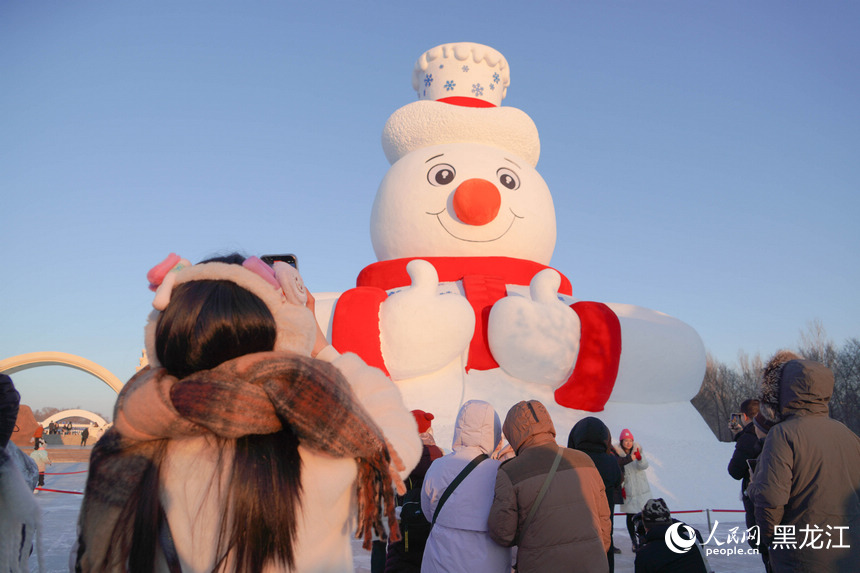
[
  {"left": 328, "top": 286, "right": 391, "bottom": 374},
  {"left": 604, "top": 303, "right": 706, "bottom": 404},
  {"left": 487, "top": 269, "right": 621, "bottom": 412},
  {"left": 553, "top": 301, "right": 621, "bottom": 411}
]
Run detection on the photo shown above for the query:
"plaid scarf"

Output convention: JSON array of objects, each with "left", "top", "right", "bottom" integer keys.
[{"left": 77, "top": 351, "right": 400, "bottom": 571}]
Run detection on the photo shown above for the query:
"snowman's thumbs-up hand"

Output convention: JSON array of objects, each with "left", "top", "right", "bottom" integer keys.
[
  {"left": 530, "top": 268, "right": 564, "bottom": 305},
  {"left": 380, "top": 259, "right": 475, "bottom": 379},
  {"left": 404, "top": 259, "right": 439, "bottom": 295},
  {"left": 488, "top": 269, "right": 581, "bottom": 387}
]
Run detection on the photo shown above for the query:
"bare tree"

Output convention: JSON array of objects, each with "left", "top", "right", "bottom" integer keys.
[
  {"left": 692, "top": 353, "right": 757, "bottom": 441},
  {"left": 33, "top": 406, "right": 60, "bottom": 422},
  {"left": 797, "top": 319, "right": 838, "bottom": 367},
  {"left": 830, "top": 338, "right": 860, "bottom": 435},
  {"left": 737, "top": 350, "right": 763, "bottom": 392},
  {"left": 694, "top": 321, "right": 859, "bottom": 440}
]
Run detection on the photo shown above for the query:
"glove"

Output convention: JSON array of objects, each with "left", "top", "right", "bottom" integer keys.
[{"left": 634, "top": 450, "right": 642, "bottom": 461}]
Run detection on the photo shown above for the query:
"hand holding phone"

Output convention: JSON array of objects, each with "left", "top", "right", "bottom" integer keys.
[
  {"left": 273, "top": 261, "right": 308, "bottom": 306},
  {"left": 728, "top": 413, "right": 744, "bottom": 434},
  {"left": 261, "top": 254, "right": 307, "bottom": 306}
]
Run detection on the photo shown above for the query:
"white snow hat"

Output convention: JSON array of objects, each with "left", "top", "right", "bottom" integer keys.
[{"left": 382, "top": 42, "right": 541, "bottom": 167}]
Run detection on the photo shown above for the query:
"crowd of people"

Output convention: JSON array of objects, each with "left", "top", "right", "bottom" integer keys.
[
  {"left": 45, "top": 421, "right": 75, "bottom": 435},
  {"left": 2, "top": 252, "right": 859, "bottom": 573},
  {"left": 45, "top": 421, "right": 98, "bottom": 446}
]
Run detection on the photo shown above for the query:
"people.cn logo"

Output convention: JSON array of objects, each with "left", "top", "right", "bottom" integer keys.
[{"left": 664, "top": 522, "right": 698, "bottom": 554}]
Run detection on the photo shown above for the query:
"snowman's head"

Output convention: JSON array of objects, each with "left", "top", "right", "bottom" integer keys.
[{"left": 371, "top": 141, "right": 556, "bottom": 264}]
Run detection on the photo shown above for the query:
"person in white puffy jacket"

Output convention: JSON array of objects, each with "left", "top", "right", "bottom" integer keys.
[
  {"left": 614, "top": 428, "right": 652, "bottom": 552},
  {"left": 420, "top": 400, "right": 511, "bottom": 572}
]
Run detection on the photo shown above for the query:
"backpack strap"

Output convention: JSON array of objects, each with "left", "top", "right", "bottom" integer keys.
[
  {"left": 520, "top": 447, "right": 563, "bottom": 540},
  {"left": 432, "top": 453, "right": 488, "bottom": 525}
]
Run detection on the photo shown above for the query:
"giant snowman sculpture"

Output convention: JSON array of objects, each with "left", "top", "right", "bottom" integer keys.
[{"left": 315, "top": 45, "right": 716, "bottom": 501}]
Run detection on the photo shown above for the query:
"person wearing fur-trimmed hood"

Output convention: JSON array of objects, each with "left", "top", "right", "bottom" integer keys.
[
  {"left": 748, "top": 351, "right": 860, "bottom": 572},
  {"left": 614, "top": 429, "right": 652, "bottom": 551}
]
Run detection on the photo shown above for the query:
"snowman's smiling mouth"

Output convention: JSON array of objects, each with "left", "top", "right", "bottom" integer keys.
[{"left": 427, "top": 208, "right": 524, "bottom": 242}]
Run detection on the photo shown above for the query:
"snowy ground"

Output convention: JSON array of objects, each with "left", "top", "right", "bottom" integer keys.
[{"left": 30, "top": 448, "right": 768, "bottom": 572}]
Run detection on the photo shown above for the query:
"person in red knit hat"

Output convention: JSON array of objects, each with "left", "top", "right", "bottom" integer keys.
[{"left": 378, "top": 410, "right": 444, "bottom": 572}]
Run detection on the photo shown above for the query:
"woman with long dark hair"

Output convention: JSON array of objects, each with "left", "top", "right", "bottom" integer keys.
[{"left": 75, "top": 254, "right": 421, "bottom": 572}]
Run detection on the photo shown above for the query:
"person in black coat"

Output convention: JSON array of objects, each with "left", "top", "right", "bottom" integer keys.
[
  {"left": 381, "top": 409, "right": 444, "bottom": 573},
  {"left": 569, "top": 416, "right": 623, "bottom": 572},
  {"left": 634, "top": 498, "right": 708, "bottom": 573},
  {"left": 0, "top": 374, "right": 19, "bottom": 451},
  {"left": 727, "top": 399, "right": 761, "bottom": 497},
  {"left": 727, "top": 399, "right": 773, "bottom": 572}
]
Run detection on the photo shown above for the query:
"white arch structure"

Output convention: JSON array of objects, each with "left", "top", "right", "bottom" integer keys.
[
  {"left": 42, "top": 408, "right": 109, "bottom": 428},
  {"left": 0, "top": 351, "right": 124, "bottom": 394}
]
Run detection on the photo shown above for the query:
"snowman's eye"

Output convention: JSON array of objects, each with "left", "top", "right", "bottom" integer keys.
[
  {"left": 427, "top": 164, "right": 456, "bottom": 186},
  {"left": 497, "top": 168, "right": 520, "bottom": 190}
]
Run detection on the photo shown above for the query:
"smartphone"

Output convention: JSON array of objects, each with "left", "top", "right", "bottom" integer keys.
[
  {"left": 261, "top": 254, "right": 307, "bottom": 305},
  {"left": 730, "top": 413, "right": 744, "bottom": 427},
  {"left": 261, "top": 254, "right": 298, "bottom": 270}
]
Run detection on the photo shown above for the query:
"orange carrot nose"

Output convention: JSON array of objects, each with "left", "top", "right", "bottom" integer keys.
[{"left": 452, "top": 178, "right": 501, "bottom": 226}]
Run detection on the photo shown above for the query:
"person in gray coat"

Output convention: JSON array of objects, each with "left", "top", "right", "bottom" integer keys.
[
  {"left": 748, "top": 351, "right": 860, "bottom": 572},
  {"left": 0, "top": 373, "right": 41, "bottom": 572}
]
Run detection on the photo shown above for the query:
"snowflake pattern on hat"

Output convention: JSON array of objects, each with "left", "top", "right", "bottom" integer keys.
[{"left": 410, "top": 43, "right": 510, "bottom": 106}]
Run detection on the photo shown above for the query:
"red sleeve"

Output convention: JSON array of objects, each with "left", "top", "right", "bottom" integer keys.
[
  {"left": 554, "top": 301, "right": 622, "bottom": 412},
  {"left": 330, "top": 287, "right": 389, "bottom": 376}
]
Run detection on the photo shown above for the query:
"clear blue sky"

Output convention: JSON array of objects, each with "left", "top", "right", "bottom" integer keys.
[{"left": 2, "top": 1, "right": 858, "bottom": 419}]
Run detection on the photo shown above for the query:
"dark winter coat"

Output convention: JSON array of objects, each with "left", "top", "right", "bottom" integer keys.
[
  {"left": 749, "top": 359, "right": 860, "bottom": 572},
  {"left": 383, "top": 442, "right": 443, "bottom": 572},
  {"left": 727, "top": 421, "right": 762, "bottom": 496},
  {"left": 728, "top": 420, "right": 763, "bottom": 543},
  {"left": 488, "top": 401, "right": 610, "bottom": 573},
  {"left": 633, "top": 522, "right": 707, "bottom": 573},
  {"left": 0, "top": 374, "right": 19, "bottom": 449},
  {"left": 569, "top": 417, "right": 623, "bottom": 519}
]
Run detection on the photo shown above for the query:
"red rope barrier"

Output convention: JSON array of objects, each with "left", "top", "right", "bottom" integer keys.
[
  {"left": 35, "top": 487, "right": 84, "bottom": 495},
  {"left": 613, "top": 508, "right": 742, "bottom": 517}
]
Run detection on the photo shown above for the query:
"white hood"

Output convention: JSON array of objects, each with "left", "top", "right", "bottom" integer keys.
[{"left": 451, "top": 399, "right": 501, "bottom": 455}]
